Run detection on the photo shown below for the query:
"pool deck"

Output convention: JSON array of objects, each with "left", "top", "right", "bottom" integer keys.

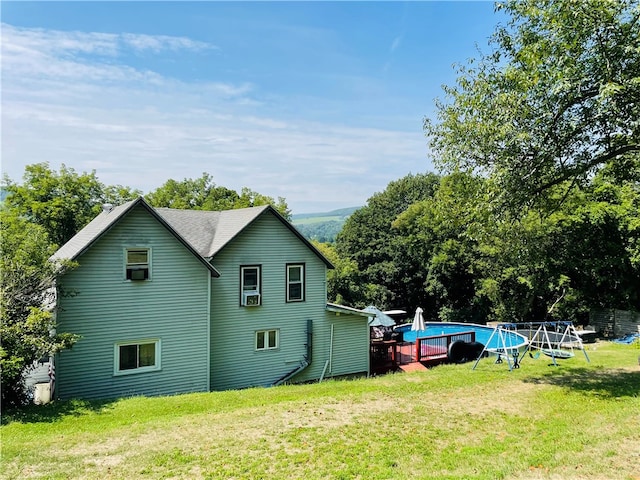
[
  {"left": 371, "top": 324, "right": 534, "bottom": 375},
  {"left": 370, "top": 340, "right": 450, "bottom": 374}
]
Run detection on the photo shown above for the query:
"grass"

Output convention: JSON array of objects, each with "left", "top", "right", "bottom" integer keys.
[{"left": 2, "top": 342, "right": 639, "bottom": 479}]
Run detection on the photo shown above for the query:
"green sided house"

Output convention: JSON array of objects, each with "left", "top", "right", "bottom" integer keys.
[{"left": 50, "top": 197, "right": 371, "bottom": 400}]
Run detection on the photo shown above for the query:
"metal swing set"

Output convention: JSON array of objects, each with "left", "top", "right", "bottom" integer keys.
[
  {"left": 472, "top": 321, "right": 590, "bottom": 371},
  {"left": 518, "top": 321, "right": 590, "bottom": 366}
]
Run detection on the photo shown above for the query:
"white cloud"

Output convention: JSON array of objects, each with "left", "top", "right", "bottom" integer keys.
[
  {"left": 120, "top": 33, "right": 215, "bottom": 53},
  {"left": 2, "top": 23, "right": 120, "bottom": 57},
  {"left": 1, "top": 23, "right": 215, "bottom": 57},
  {"left": 1, "top": 23, "right": 431, "bottom": 213},
  {"left": 390, "top": 35, "right": 402, "bottom": 53}
]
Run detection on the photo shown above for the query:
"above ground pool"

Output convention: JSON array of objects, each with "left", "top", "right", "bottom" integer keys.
[{"left": 395, "top": 322, "right": 529, "bottom": 351}]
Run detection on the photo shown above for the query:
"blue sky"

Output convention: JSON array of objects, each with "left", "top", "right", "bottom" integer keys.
[{"left": 2, "top": 1, "right": 505, "bottom": 213}]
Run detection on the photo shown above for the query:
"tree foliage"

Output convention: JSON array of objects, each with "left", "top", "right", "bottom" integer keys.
[
  {"left": 394, "top": 173, "right": 490, "bottom": 322},
  {"left": 333, "top": 169, "right": 640, "bottom": 323},
  {"left": 2, "top": 163, "right": 141, "bottom": 247},
  {"left": 335, "top": 173, "right": 441, "bottom": 310},
  {"left": 0, "top": 209, "right": 79, "bottom": 407},
  {"left": 145, "top": 173, "right": 291, "bottom": 220},
  {"left": 476, "top": 175, "right": 640, "bottom": 323},
  {"left": 313, "top": 241, "right": 367, "bottom": 307},
  {"left": 425, "top": 0, "right": 640, "bottom": 210}
]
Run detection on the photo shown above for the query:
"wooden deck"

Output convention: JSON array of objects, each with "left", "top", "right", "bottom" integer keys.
[{"left": 370, "top": 331, "right": 477, "bottom": 374}]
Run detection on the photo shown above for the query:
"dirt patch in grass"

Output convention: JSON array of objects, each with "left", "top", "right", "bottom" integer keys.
[
  {"left": 11, "top": 356, "right": 638, "bottom": 479},
  {"left": 83, "top": 454, "right": 125, "bottom": 468},
  {"left": 58, "top": 375, "right": 545, "bottom": 465}
]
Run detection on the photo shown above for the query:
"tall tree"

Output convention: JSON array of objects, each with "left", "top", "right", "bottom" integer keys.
[
  {"left": 394, "top": 172, "right": 489, "bottom": 322},
  {"left": 336, "top": 173, "right": 440, "bottom": 310},
  {"left": 0, "top": 209, "right": 79, "bottom": 407},
  {"left": 2, "top": 163, "right": 141, "bottom": 247},
  {"left": 545, "top": 174, "right": 640, "bottom": 314},
  {"left": 425, "top": 0, "right": 640, "bottom": 210}
]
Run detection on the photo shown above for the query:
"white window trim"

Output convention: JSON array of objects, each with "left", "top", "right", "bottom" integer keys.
[
  {"left": 241, "top": 265, "right": 261, "bottom": 306},
  {"left": 286, "top": 264, "right": 305, "bottom": 302},
  {"left": 124, "top": 247, "right": 152, "bottom": 282},
  {"left": 114, "top": 338, "right": 161, "bottom": 376},
  {"left": 255, "top": 329, "right": 279, "bottom": 351}
]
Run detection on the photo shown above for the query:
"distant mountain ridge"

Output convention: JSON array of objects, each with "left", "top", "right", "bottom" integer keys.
[
  {"left": 291, "top": 206, "right": 360, "bottom": 222},
  {"left": 291, "top": 206, "right": 360, "bottom": 242}
]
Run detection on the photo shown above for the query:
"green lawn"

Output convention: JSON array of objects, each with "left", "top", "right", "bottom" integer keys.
[{"left": 2, "top": 342, "right": 639, "bottom": 479}]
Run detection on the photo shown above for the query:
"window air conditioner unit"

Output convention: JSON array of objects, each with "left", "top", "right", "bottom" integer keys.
[
  {"left": 243, "top": 292, "right": 261, "bottom": 306},
  {"left": 128, "top": 268, "right": 148, "bottom": 281}
]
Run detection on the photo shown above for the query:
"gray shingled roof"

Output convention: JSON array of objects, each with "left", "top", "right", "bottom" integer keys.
[
  {"left": 51, "top": 197, "right": 333, "bottom": 271},
  {"left": 51, "top": 199, "right": 139, "bottom": 262},
  {"left": 155, "top": 205, "right": 269, "bottom": 258}
]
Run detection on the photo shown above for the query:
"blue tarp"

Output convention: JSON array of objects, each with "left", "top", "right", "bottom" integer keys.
[{"left": 612, "top": 333, "right": 640, "bottom": 344}]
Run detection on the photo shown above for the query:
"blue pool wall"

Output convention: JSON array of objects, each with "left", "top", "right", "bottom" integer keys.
[{"left": 395, "top": 322, "right": 529, "bottom": 350}]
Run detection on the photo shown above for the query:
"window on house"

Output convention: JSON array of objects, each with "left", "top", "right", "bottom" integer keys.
[
  {"left": 286, "top": 264, "right": 305, "bottom": 302},
  {"left": 126, "top": 248, "right": 150, "bottom": 281},
  {"left": 114, "top": 339, "right": 160, "bottom": 375},
  {"left": 241, "top": 265, "right": 261, "bottom": 306},
  {"left": 256, "top": 329, "right": 278, "bottom": 350}
]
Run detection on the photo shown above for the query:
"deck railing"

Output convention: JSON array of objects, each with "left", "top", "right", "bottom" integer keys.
[
  {"left": 370, "top": 340, "right": 399, "bottom": 373},
  {"left": 370, "top": 331, "right": 478, "bottom": 373},
  {"left": 415, "top": 331, "right": 475, "bottom": 363}
]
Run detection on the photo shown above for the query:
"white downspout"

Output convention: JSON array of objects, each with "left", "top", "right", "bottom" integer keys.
[
  {"left": 329, "top": 323, "right": 334, "bottom": 374},
  {"left": 319, "top": 360, "right": 330, "bottom": 382}
]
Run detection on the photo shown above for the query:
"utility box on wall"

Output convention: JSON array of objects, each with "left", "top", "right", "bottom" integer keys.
[{"left": 34, "top": 383, "right": 51, "bottom": 404}]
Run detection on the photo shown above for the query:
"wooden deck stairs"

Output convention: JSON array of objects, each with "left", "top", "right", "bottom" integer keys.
[{"left": 398, "top": 362, "right": 428, "bottom": 372}]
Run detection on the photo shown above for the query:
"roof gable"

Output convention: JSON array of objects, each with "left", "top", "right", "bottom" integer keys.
[
  {"left": 52, "top": 198, "right": 334, "bottom": 273},
  {"left": 51, "top": 199, "right": 139, "bottom": 262},
  {"left": 156, "top": 205, "right": 334, "bottom": 268},
  {"left": 51, "top": 198, "right": 220, "bottom": 277}
]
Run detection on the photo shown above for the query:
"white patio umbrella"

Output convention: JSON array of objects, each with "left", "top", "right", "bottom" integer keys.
[{"left": 411, "top": 307, "right": 426, "bottom": 332}]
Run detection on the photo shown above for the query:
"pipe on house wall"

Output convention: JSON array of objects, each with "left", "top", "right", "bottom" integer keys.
[
  {"left": 319, "top": 359, "right": 330, "bottom": 383},
  {"left": 272, "top": 359, "right": 310, "bottom": 386},
  {"left": 271, "top": 319, "right": 313, "bottom": 387},
  {"left": 306, "top": 318, "right": 313, "bottom": 364},
  {"left": 329, "top": 323, "right": 334, "bottom": 374}
]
